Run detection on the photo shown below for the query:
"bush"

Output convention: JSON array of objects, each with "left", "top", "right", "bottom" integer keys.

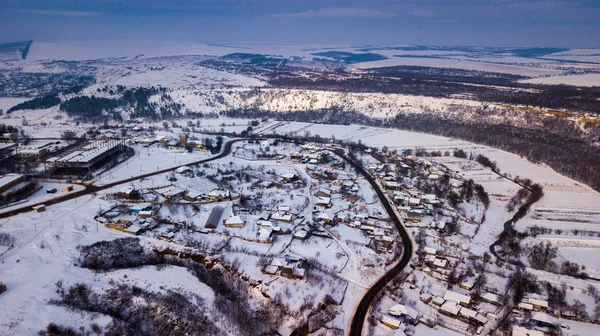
[
  {"left": 0, "top": 232, "right": 16, "bottom": 246},
  {"left": 79, "top": 238, "right": 162, "bottom": 270},
  {"left": 53, "top": 282, "right": 225, "bottom": 336}
]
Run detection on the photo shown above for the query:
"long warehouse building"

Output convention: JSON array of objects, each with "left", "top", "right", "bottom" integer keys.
[{"left": 46, "top": 140, "right": 127, "bottom": 173}]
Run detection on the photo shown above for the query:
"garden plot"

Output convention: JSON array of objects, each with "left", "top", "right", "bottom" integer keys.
[
  {"left": 558, "top": 247, "right": 600, "bottom": 279},
  {"left": 286, "top": 237, "right": 347, "bottom": 272},
  {"left": 93, "top": 144, "right": 213, "bottom": 186}
]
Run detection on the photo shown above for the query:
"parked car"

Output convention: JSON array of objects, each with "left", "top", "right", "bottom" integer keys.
[{"left": 46, "top": 188, "right": 57, "bottom": 194}]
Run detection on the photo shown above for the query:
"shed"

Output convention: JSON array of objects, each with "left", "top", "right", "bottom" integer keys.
[
  {"left": 33, "top": 204, "right": 46, "bottom": 212},
  {"left": 381, "top": 316, "right": 401, "bottom": 329}
]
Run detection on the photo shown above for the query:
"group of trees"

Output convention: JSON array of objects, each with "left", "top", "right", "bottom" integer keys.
[
  {"left": 60, "top": 96, "right": 124, "bottom": 122},
  {"left": 7, "top": 94, "right": 60, "bottom": 114},
  {"left": 48, "top": 281, "right": 224, "bottom": 336},
  {"left": 527, "top": 241, "right": 588, "bottom": 278},
  {"left": 59, "top": 86, "right": 183, "bottom": 122},
  {"left": 76, "top": 238, "right": 284, "bottom": 334}
]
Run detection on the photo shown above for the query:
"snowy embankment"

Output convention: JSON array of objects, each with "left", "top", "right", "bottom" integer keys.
[{"left": 521, "top": 73, "right": 600, "bottom": 87}]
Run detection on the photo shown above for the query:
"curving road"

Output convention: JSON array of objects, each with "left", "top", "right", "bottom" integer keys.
[
  {"left": 0, "top": 138, "right": 243, "bottom": 219},
  {"left": 331, "top": 149, "right": 414, "bottom": 336}
]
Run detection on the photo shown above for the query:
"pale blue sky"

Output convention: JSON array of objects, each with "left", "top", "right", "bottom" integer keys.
[{"left": 0, "top": 0, "right": 598, "bottom": 47}]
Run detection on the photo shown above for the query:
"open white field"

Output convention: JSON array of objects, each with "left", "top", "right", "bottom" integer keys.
[
  {"left": 352, "top": 56, "right": 562, "bottom": 76},
  {"left": 521, "top": 73, "right": 600, "bottom": 87},
  {"left": 0, "top": 98, "right": 28, "bottom": 113},
  {"left": 25, "top": 40, "right": 344, "bottom": 62}
]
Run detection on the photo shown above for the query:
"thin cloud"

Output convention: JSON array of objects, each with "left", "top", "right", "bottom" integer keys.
[
  {"left": 15, "top": 9, "right": 103, "bottom": 17},
  {"left": 271, "top": 7, "right": 398, "bottom": 20}
]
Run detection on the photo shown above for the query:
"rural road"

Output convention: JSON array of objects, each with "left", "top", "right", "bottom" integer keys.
[{"left": 331, "top": 149, "right": 414, "bottom": 336}]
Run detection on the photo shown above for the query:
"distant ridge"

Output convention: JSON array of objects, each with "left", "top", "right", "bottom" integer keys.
[{"left": 0, "top": 40, "right": 33, "bottom": 60}]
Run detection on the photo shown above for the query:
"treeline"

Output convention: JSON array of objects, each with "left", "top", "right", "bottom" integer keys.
[
  {"left": 7, "top": 94, "right": 60, "bottom": 113},
  {"left": 60, "top": 96, "right": 124, "bottom": 122},
  {"left": 59, "top": 86, "right": 181, "bottom": 122},
  {"left": 224, "top": 106, "right": 600, "bottom": 192},
  {"left": 367, "top": 65, "right": 528, "bottom": 85},
  {"left": 267, "top": 74, "right": 600, "bottom": 114}
]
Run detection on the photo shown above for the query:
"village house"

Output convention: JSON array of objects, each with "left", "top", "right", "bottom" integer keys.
[
  {"left": 315, "top": 196, "right": 331, "bottom": 207},
  {"left": 293, "top": 228, "right": 309, "bottom": 241},
  {"left": 224, "top": 216, "right": 244, "bottom": 228},
  {"left": 264, "top": 255, "right": 306, "bottom": 279},
  {"left": 482, "top": 293, "right": 503, "bottom": 307},
  {"left": 444, "top": 289, "right": 471, "bottom": 307},
  {"left": 440, "top": 301, "right": 462, "bottom": 316},
  {"left": 257, "top": 227, "right": 274, "bottom": 243},
  {"left": 207, "top": 189, "right": 230, "bottom": 201},
  {"left": 528, "top": 297, "right": 549, "bottom": 310},
  {"left": 271, "top": 212, "right": 293, "bottom": 222},
  {"left": 280, "top": 172, "right": 298, "bottom": 182},
  {"left": 407, "top": 210, "right": 424, "bottom": 222},
  {"left": 512, "top": 326, "right": 544, "bottom": 336},
  {"left": 314, "top": 188, "right": 331, "bottom": 198},
  {"left": 388, "top": 304, "right": 420, "bottom": 324},
  {"left": 381, "top": 316, "right": 402, "bottom": 329}
]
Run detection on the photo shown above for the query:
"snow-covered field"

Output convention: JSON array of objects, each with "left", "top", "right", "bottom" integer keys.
[
  {"left": 521, "top": 73, "right": 600, "bottom": 87},
  {"left": 353, "top": 56, "right": 562, "bottom": 76}
]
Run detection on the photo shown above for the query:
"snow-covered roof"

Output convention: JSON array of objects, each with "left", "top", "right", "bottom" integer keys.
[
  {"left": 424, "top": 247, "right": 437, "bottom": 255},
  {"left": 272, "top": 212, "right": 292, "bottom": 222},
  {"left": 408, "top": 197, "right": 420, "bottom": 205},
  {"left": 482, "top": 293, "right": 501, "bottom": 304},
  {"left": 432, "top": 296, "right": 445, "bottom": 305},
  {"left": 440, "top": 301, "right": 461, "bottom": 315},
  {"left": 433, "top": 258, "right": 448, "bottom": 268},
  {"left": 381, "top": 316, "right": 401, "bottom": 328},
  {"left": 225, "top": 216, "right": 244, "bottom": 225},
  {"left": 443, "top": 290, "right": 470, "bottom": 305},
  {"left": 293, "top": 229, "right": 308, "bottom": 238},
  {"left": 528, "top": 298, "right": 548, "bottom": 308},
  {"left": 120, "top": 186, "right": 135, "bottom": 195},
  {"left": 459, "top": 307, "right": 477, "bottom": 319},
  {"left": 512, "top": 326, "right": 544, "bottom": 336},
  {"left": 531, "top": 311, "right": 556, "bottom": 325},
  {"left": 271, "top": 257, "right": 286, "bottom": 267},
  {"left": 316, "top": 196, "right": 331, "bottom": 205},
  {"left": 186, "top": 190, "right": 203, "bottom": 199},
  {"left": 317, "top": 212, "right": 331, "bottom": 221},
  {"left": 281, "top": 172, "right": 297, "bottom": 180},
  {"left": 518, "top": 302, "right": 533, "bottom": 311},
  {"left": 175, "top": 166, "right": 191, "bottom": 173},
  {"left": 258, "top": 220, "right": 272, "bottom": 227},
  {"left": 475, "top": 314, "right": 488, "bottom": 324},
  {"left": 258, "top": 227, "right": 273, "bottom": 239},
  {"left": 388, "top": 304, "right": 419, "bottom": 320},
  {"left": 124, "top": 225, "right": 142, "bottom": 234}
]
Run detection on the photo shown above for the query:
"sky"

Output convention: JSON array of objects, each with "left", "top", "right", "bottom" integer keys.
[{"left": 0, "top": 0, "right": 599, "bottom": 47}]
